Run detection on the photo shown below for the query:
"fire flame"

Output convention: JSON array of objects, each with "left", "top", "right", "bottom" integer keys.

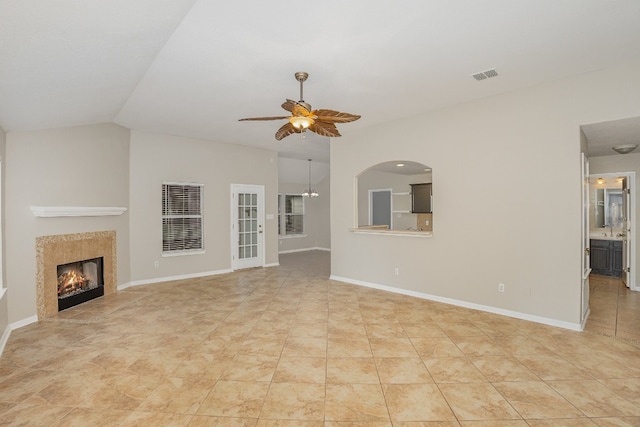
[{"left": 57, "top": 269, "right": 87, "bottom": 297}]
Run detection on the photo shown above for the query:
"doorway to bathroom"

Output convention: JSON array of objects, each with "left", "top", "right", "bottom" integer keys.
[{"left": 588, "top": 172, "right": 635, "bottom": 291}]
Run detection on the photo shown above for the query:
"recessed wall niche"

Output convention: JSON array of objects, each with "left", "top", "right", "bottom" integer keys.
[{"left": 356, "top": 161, "right": 432, "bottom": 233}]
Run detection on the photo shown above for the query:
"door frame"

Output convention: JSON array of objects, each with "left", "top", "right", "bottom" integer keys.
[
  {"left": 622, "top": 176, "right": 630, "bottom": 287},
  {"left": 368, "top": 188, "right": 393, "bottom": 229},
  {"left": 581, "top": 153, "right": 591, "bottom": 324},
  {"left": 230, "top": 184, "right": 265, "bottom": 270},
  {"left": 588, "top": 171, "right": 637, "bottom": 291}
]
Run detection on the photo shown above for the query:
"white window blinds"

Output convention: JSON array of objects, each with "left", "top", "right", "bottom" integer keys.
[{"left": 162, "top": 183, "right": 203, "bottom": 253}]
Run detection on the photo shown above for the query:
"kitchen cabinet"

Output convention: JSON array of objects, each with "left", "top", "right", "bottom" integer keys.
[
  {"left": 410, "top": 183, "right": 432, "bottom": 213},
  {"left": 590, "top": 239, "right": 623, "bottom": 277}
]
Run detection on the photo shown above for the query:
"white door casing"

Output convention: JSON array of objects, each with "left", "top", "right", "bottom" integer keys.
[
  {"left": 623, "top": 176, "right": 631, "bottom": 288},
  {"left": 581, "top": 153, "right": 591, "bottom": 324}
]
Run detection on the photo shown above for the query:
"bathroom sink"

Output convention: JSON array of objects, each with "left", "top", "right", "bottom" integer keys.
[{"left": 589, "top": 232, "right": 625, "bottom": 241}]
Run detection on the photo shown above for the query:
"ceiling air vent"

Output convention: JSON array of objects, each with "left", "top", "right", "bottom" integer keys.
[{"left": 472, "top": 69, "right": 498, "bottom": 81}]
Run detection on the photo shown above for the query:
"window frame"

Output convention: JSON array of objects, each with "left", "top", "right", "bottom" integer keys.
[
  {"left": 162, "top": 182, "right": 205, "bottom": 256},
  {"left": 278, "top": 193, "right": 306, "bottom": 238}
]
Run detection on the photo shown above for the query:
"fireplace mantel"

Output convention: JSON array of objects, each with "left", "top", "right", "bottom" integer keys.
[{"left": 31, "top": 206, "right": 127, "bottom": 218}]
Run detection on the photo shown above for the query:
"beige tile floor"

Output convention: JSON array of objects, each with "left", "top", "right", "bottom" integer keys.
[
  {"left": 584, "top": 274, "right": 640, "bottom": 342},
  {"left": 1, "top": 250, "right": 640, "bottom": 426}
]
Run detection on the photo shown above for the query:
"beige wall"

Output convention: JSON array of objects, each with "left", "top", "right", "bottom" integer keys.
[
  {"left": 5, "top": 123, "right": 130, "bottom": 323},
  {"left": 0, "top": 125, "right": 7, "bottom": 336},
  {"left": 331, "top": 59, "right": 640, "bottom": 327},
  {"left": 316, "top": 175, "right": 331, "bottom": 250},
  {"left": 128, "top": 131, "right": 278, "bottom": 282},
  {"left": 278, "top": 175, "right": 331, "bottom": 253}
]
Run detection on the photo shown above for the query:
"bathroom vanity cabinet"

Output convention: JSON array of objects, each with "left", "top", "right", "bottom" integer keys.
[{"left": 590, "top": 239, "right": 623, "bottom": 277}]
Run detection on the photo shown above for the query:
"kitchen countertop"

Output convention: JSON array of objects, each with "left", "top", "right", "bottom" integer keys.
[{"left": 349, "top": 227, "right": 432, "bottom": 237}]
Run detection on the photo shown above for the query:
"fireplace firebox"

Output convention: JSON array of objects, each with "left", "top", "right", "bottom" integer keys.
[{"left": 57, "top": 257, "right": 104, "bottom": 311}]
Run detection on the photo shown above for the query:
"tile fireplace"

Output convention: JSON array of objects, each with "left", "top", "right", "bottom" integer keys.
[{"left": 36, "top": 231, "right": 117, "bottom": 319}]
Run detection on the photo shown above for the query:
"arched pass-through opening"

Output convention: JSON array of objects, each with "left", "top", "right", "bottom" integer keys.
[{"left": 354, "top": 160, "right": 432, "bottom": 236}]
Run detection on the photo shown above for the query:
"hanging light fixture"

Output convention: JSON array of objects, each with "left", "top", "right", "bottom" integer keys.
[{"left": 302, "top": 159, "right": 319, "bottom": 197}]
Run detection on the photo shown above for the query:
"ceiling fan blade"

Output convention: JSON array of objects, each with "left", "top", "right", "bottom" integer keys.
[
  {"left": 313, "top": 109, "right": 361, "bottom": 123},
  {"left": 275, "top": 122, "right": 298, "bottom": 140},
  {"left": 309, "top": 120, "right": 341, "bottom": 138},
  {"left": 239, "top": 116, "right": 290, "bottom": 121}
]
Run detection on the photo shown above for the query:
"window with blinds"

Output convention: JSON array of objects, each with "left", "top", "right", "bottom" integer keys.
[
  {"left": 278, "top": 193, "right": 304, "bottom": 236},
  {"left": 162, "top": 183, "right": 204, "bottom": 253}
]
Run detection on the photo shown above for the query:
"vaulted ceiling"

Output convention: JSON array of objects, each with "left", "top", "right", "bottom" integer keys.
[{"left": 2, "top": 1, "right": 640, "bottom": 162}]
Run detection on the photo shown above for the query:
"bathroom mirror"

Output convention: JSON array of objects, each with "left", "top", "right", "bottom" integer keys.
[
  {"left": 595, "top": 188, "right": 624, "bottom": 228},
  {"left": 356, "top": 161, "right": 432, "bottom": 232},
  {"left": 591, "top": 174, "right": 626, "bottom": 229}
]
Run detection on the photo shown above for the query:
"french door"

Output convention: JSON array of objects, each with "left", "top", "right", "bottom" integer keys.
[{"left": 231, "top": 184, "right": 265, "bottom": 270}]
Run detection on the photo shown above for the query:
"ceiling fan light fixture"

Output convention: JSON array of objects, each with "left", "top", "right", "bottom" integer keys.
[
  {"left": 290, "top": 116, "right": 314, "bottom": 130},
  {"left": 612, "top": 144, "right": 638, "bottom": 154}
]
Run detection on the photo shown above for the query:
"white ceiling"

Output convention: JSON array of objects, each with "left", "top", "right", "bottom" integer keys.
[{"left": 2, "top": 0, "right": 640, "bottom": 163}]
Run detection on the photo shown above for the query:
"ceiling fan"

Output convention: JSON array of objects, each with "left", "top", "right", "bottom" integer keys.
[{"left": 239, "top": 72, "right": 361, "bottom": 140}]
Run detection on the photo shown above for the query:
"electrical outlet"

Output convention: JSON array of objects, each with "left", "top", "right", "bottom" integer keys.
[
  {"left": 154, "top": 261, "right": 159, "bottom": 268},
  {"left": 425, "top": 220, "right": 430, "bottom": 226},
  {"left": 498, "top": 283, "right": 505, "bottom": 293},
  {"left": 394, "top": 267, "right": 400, "bottom": 276}
]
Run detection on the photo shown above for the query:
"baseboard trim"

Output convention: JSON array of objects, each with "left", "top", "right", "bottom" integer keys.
[
  {"left": 330, "top": 275, "right": 583, "bottom": 332},
  {"left": 119, "top": 268, "right": 234, "bottom": 290},
  {"left": 11, "top": 315, "right": 38, "bottom": 330},
  {"left": 279, "top": 247, "right": 331, "bottom": 254},
  {"left": 264, "top": 262, "right": 280, "bottom": 268},
  {"left": 0, "top": 324, "right": 11, "bottom": 358},
  {"left": 581, "top": 307, "right": 591, "bottom": 331}
]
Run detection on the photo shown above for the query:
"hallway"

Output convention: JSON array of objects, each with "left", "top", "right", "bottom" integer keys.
[{"left": 585, "top": 274, "right": 640, "bottom": 342}]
